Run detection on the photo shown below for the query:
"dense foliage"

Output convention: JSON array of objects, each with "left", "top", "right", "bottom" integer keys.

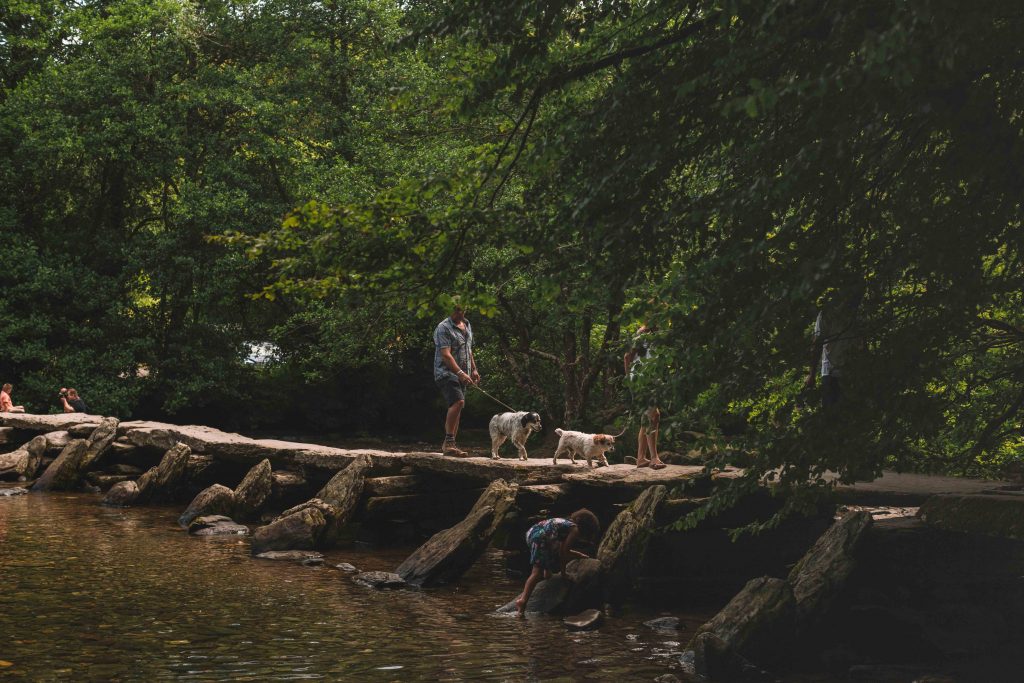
[{"left": 3, "top": 2, "right": 1022, "bottom": 500}]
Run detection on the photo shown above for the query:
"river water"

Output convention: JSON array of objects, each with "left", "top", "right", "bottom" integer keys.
[{"left": 0, "top": 490, "right": 707, "bottom": 681}]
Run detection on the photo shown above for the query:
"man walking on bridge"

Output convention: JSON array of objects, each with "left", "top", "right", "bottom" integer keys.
[{"left": 434, "top": 304, "right": 479, "bottom": 457}]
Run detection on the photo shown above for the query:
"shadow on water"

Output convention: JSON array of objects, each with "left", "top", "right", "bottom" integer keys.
[{"left": 0, "top": 492, "right": 706, "bottom": 681}]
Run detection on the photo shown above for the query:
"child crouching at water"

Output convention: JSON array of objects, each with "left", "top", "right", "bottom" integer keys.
[{"left": 515, "top": 508, "right": 601, "bottom": 616}]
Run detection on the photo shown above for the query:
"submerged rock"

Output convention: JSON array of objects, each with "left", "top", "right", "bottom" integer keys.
[
  {"left": 250, "top": 505, "right": 327, "bottom": 555},
  {"left": 254, "top": 550, "right": 324, "bottom": 562},
  {"left": 335, "top": 562, "right": 359, "bottom": 573},
  {"left": 563, "top": 609, "right": 603, "bottom": 630},
  {"left": 497, "top": 575, "right": 571, "bottom": 615},
  {"left": 102, "top": 480, "right": 139, "bottom": 506},
  {"left": 353, "top": 571, "right": 407, "bottom": 589},
  {"left": 189, "top": 515, "right": 249, "bottom": 536},
  {"left": 645, "top": 616, "right": 681, "bottom": 631},
  {"left": 179, "top": 484, "right": 236, "bottom": 527},
  {"left": 0, "top": 487, "right": 28, "bottom": 497}
]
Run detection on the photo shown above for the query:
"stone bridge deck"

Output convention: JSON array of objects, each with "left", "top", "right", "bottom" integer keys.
[{"left": 0, "top": 413, "right": 724, "bottom": 493}]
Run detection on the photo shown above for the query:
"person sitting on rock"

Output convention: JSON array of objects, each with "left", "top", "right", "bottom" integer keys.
[
  {"left": 515, "top": 508, "right": 601, "bottom": 616},
  {"left": 59, "top": 388, "right": 89, "bottom": 413},
  {"left": 0, "top": 383, "right": 25, "bottom": 413}
]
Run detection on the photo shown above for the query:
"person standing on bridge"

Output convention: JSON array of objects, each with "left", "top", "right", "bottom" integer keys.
[
  {"left": 434, "top": 303, "right": 479, "bottom": 457},
  {"left": 625, "top": 322, "right": 666, "bottom": 470}
]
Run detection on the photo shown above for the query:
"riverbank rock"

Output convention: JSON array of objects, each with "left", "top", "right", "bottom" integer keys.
[
  {"left": 233, "top": 459, "right": 273, "bottom": 519},
  {"left": 255, "top": 550, "right": 324, "bottom": 562},
  {"left": 789, "top": 509, "right": 872, "bottom": 627},
  {"left": 564, "top": 608, "right": 603, "bottom": 631},
  {"left": 179, "top": 484, "right": 236, "bottom": 527},
  {"left": 250, "top": 504, "right": 327, "bottom": 555},
  {"left": 917, "top": 492, "right": 1024, "bottom": 540},
  {"left": 396, "top": 478, "right": 518, "bottom": 587},
  {"left": 317, "top": 454, "right": 371, "bottom": 545},
  {"left": 0, "top": 486, "right": 28, "bottom": 496},
  {"left": 135, "top": 443, "right": 191, "bottom": 504},
  {"left": 353, "top": 571, "right": 407, "bottom": 589},
  {"left": 188, "top": 515, "right": 249, "bottom": 536},
  {"left": 30, "top": 439, "right": 89, "bottom": 491},
  {"left": 690, "top": 576, "right": 795, "bottom": 679},
  {"left": 0, "top": 435, "right": 47, "bottom": 481},
  {"left": 598, "top": 484, "right": 668, "bottom": 605},
  {"left": 102, "top": 480, "right": 139, "bottom": 506}
]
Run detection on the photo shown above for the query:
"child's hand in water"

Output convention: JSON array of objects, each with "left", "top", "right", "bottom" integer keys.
[{"left": 515, "top": 594, "right": 527, "bottom": 615}]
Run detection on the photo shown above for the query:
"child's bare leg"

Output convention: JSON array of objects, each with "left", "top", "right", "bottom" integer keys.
[
  {"left": 516, "top": 566, "right": 544, "bottom": 615},
  {"left": 636, "top": 428, "right": 650, "bottom": 466},
  {"left": 646, "top": 408, "right": 664, "bottom": 466}
]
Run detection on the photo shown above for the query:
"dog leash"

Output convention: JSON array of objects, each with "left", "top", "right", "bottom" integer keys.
[{"left": 470, "top": 384, "right": 520, "bottom": 413}]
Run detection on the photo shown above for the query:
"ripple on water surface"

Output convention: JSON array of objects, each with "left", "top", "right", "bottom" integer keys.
[{"left": 0, "top": 491, "right": 700, "bottom": 681}]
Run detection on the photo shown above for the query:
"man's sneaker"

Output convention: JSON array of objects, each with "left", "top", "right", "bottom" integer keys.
[{"left": 442, "top": 442, "right": 468, "bottom": 457}]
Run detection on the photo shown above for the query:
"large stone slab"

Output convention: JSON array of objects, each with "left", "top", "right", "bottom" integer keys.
[
  {"left": 79, "top": 417, "right": 120, "bottom": 471},
  {"left": 361, "top": 489, "right": 486, "bottom": 522},
  {"left": 0, "top": 413, "right": 104, "bottom": 432},
  {"left": 117, "top": 421, "right": 404, "bottom": 471},
  {"left": 917, "top": 492, "right": 1024, "bottom": 540},
  {"left": 250, "top": 504, "right": 327, "bottom": 555},
  {"left": 30, "top": 440, "right": 89, "bottom": 491},
  {"left": 598, "top": 484, "right": 668, "bottom": 605},
  {"left": 363, "top": 475, "right": 423, "bottom": 497},
  {"left": 135, "top": 443, "right": 191, "bottom": 503},
  {"left": 401, "top": 453, "right": 572, "bottom": 486},
  {"left": 396, "top": 479, "right": 518, "bottom": 586},
  {"left": 0, "top": 435, "right": 47, "bottom": 481},
  {"left": 233, "top": 459, "right": 272, "bottom": 519},
  {"left": 789, "top": 510, "right": 872, "bottom": 626},
  {"left": 563, "top": 464, "right": 707, "bottom": 492},
  {"left": 317, "top": 454, "right": 371, "bottom": 545},
  {"left": 690, "top": 576, "right": 796, "bottom": 678}
]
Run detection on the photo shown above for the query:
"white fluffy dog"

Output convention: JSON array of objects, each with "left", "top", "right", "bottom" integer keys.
[
  {"left": 552, "top": 428, "right": 615, "bottom": 468},
  {"left": 489, "top": 411, "right": 542, "bottom": 460}
]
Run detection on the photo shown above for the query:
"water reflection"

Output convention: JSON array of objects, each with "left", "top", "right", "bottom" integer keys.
[{"left": 0, "top": 492, "right": 699, "bottom": 681}]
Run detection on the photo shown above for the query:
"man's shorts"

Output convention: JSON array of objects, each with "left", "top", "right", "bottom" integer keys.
[{"left": 436, "top": 377, "right": 465, "bottom": 406}]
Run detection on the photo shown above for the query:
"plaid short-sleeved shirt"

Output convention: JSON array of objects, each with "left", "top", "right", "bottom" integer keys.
[{"left": 433, "top": 317, "right": 473, "bottom": 382}]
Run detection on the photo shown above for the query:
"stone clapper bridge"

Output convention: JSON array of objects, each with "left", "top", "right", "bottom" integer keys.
[
  {"left": 6, "top": 412, "right": 1019, "bottom": 678},
  {"left": 0, "top": 412, "right": 733, "bottom": 595}
]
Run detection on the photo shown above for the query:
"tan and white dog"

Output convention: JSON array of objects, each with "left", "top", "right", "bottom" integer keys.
[
  {"left": 489, "top": 411, "right": 542, "bottom": 460},
  {"left": 552, "top": 428, "right": 615, "bottom": 468}
]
